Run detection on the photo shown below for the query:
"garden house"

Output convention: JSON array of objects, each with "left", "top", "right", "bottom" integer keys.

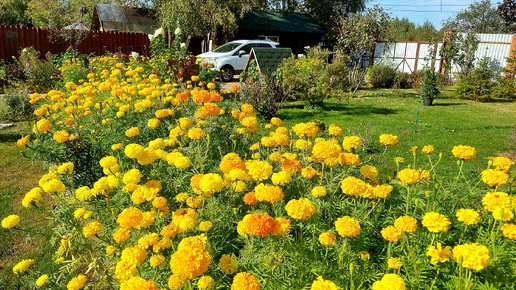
[{"left": 235, "top": 11, "right": 326, "bottom": 55}]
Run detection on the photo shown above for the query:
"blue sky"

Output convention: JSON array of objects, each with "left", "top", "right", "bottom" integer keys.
[{"left": 366, "top": 0, "right": 496, "bottom": 30}]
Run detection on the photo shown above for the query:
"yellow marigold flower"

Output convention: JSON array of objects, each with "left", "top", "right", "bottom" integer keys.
[
  {"left": 36, "top": 274, "right": 49, "bottom": 286},
  {"left": 398, "top": 168, "right": 420, "bottom": 185},
  {"left": 106, "top": 245, "right": 116, "bottom": 255},
  {"left": 111, "top": 143, "right": 123, "bottom": 150},
  {"left": 199, "top": 173, "right": 224, "bottom": 196},
  {"left": 359, "top": 251, "right": 370, "bottom": 260},
  {"left": 394, "top": 216, "right": 418, "bottom": 233},
  {"left": 502, "top": 223, "right": 516, "bottom": 240},
  {"left": 172, "top": 208, "right": 199, "bottom": 231},
  {"left": 250, "top": 142, "right": 260, "bottom": 150},
  {"left": 150, "top": 255, "right": 166, "bottom": 267},
  {"left": 422, "top": 145, "right": 434, "bottom": 154},
  {"left": 312, "top": 186, "right": 327, "bottom": 197},
  {"left": 456, "top": 209, "right": 481, "bottom": 225},
  {"left": 147, "top": 118, "right": 160, "bottom": 129},
  {"left": 312, "top": 139, "right": 342, "bottom": 161},
  {"left": 168, "top": 274, "right": 185, "bottom": 289},
  {"left": 174, "top": 156, "right": 191, "bottom": 169},
  {"left": 342, "top": 136, "right": 362, "bottom": 152},
  {"left": 117, "top": 207, "right": 143, "bottom": 228},
  {"left": 218, "top": 253, "right": 239, "bottom": 274},
  {"left": 231, "top": 272, "right": 261, "bottom": 290},
  {"left": 13, "top": 259, "right": 34, "bottom": 274},
  {"left": 328, "top": 124, "right": 343, "bottom": 136},
  {"left": 394, "top": 157, "right": 404, "bottom": 164},
  {"left": 22, "top": 187, "right": 43, "bottom": 208},
  {"left": 2, "top": 214, "right": 20, "bottom": 229},
  {"left": 187, "top": 195, "right": 204, "bottom": 208},
  {"left": 388, "top": 257, "right": 403, "bottom": 269},
  {"left": 360, "top": 165, "right": 378, "bottom": 180},
  {"left": 340, "top": 176, "right": 368, "bottom": 196},
  {"left": 373, "top": 184, "right": 393, "bottom": 198},
  {"left": 123, "top": 169, "right": 142, "bottom": 185},
  {"left": 83, "top": 211, "right": 94, "bottom": 219},
  {"left": 492, "top": 206, "right": 514, "bottom": 221},
  {"left": 310, "top": 276, "right": 339, "bottom": 290},
  {"left": 124, "top": 143, "right": 145, "bottom": 159},
  {"left": 120, "top": 276, "right": 157, "bottom": 290},
  {"left": 379, "top": 134, "right": 398, "bottom": 146},
  {"left": 426, "top": 243, "right": 453, "bottom": 264},
  {"left": 242, "top": 116, "right": 258, "bottom": 128},
  {"left": 220, "top": 153, "right": 247, "bottom": 174},
  {"left": 489, "top": 156, "right": 515, "bottom": 171},
  {"left": 17, "top": 135, "right": 30, "bottom": 147},
  {"left": 422, "top": 212, "right": 451, "bottom": 233},
  {"left": 292, "top": 122, "right": 318, "bottom": 137},
  {"left": 53, "top": 130, "right": 70, "bottom": 143},
  {"left": 381, "top": 226, "right": 402, "bottom": 242},
  {"left": 99, "top": 156, "right": 117, "bottom": 168},
  {"left": 197, "top": 276, "right": 215, "bottom": 290},
  {"left": 318, "top": 232, "right": 337, "bottom": 246},
  {"left": 481, "top": 169, "right": 509, "bottom": 187},
  {"left": 270, "top": 117, "right": 282, "bottom": 126},
  {"left": 74, "top": 208, "right": 86, "bottom": 219},
  {"left": 302, "top": 167, "right": 317, "bottom": 179},
  {"left": 67, "top": 274, "right": 87, "bottom": 290},
  {"left": 83, "top": 220, "right": 102, "bottom": 237},
  {"left": 335, "top": 216, "right": 360, "bottom": 237},
  {"left": 246, "top": 160, "right": 273, "bottom": 181},
  {"left": 372, "top": 274, "right": 405, "bottom": 290},
  {"left": 199, "top": 221, "right": 213, "bottom": 232},
  {"left": 137, "top": 233, "right": 160, "bottom": 249},
  {"left": 482, "top": 192, "right": 512, "bottom": 212},
  {"left": 188, "top": 127, "right": 205, "bottom": 139},
  {"left": 271, "top": 217, "right": 290, "bottom": 236},
  {"left": 285, "top": 198, "right": 316, "bottom": 220},
  {"left": 452, "top": 145, "right": 476, "bottom": 160},
  {"left": 33, "top": 118, "right": 50, "bottom": 134},
  {"left": 125, "top": 127, "right": 140, "bottom": 138},
  {"left": 254, "top": 183, "right": 284, "bottom": 203},
  {"left": 169, "top": 246, "right": 212, "bottom": 279},
  {"left": 175, "top": 192, "right": 189, "bottom": 202},
  {"left": 452, "top": 243, "right": 490, "bottom": 271}
]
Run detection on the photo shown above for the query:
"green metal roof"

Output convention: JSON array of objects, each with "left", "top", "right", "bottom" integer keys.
[
  {"left": 239, "top": 11, "right": 325, "bottom": 34},
  {"left": 245, "top": 47, "right": 293, "bottom": 74}
]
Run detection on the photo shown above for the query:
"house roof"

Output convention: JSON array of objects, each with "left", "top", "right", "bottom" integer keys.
[
  {"left": 91, "top": 3, "right": 157, "bottom": 33},
  {"left": 239, "top": 11, "right": 325, "bottom": 34},
  {"left": 245, "top": 47, "right": 293, "bottom": 74}
]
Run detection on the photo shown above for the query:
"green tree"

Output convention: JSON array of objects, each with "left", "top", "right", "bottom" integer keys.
[
  {"left": 497, "top": 0, "right": 516, "bottom": 31},
  {"left": 0, "top": 0, "right": 30, "bottom": 26},
  {"left": 303, "top": 0, "right": 367, "bottom": 32},
  {"left": 26, "top": 0, "right": 105, "bottom": 28},
  {"left": 336, "top": 5, "right": 391, "bottom": 93},
  {"left": 443, "top": 0, "right": 508, "bottom": 33}
]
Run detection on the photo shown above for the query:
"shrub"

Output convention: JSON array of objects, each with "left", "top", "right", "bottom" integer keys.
[
  {"left": 367, "top": 64, "right": 396, "bottom": 88},
  {"left": 455, "top": 58, "right": 494, "bottom": 102},
  {"left": 491, "top": 76, "right": 516, "bottom": 100},
  {"left": 280, "top": 46, "right": 349, "bottom": 107},
  {"left": 18, "top": 47, "right": 57, "bottom": 92},
  {"left": 421, "top": 69, "right": 440, "bottom": 99},
  {"left": 394, "top": 72, "right": 413, "bottom": 89},
  {"left": 0, "top": 88, "right": 34, "bottom": 121}
]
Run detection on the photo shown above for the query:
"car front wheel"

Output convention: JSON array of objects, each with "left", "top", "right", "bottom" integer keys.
[{"left": 220, "top": 66, "right": 234, "bottom": 82}]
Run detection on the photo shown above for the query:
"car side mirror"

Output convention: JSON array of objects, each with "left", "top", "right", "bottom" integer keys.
[{"left": 238, "top": 50, "right": 245, "bottom": 57}]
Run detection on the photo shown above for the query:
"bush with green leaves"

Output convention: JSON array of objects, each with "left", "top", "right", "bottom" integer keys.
[
  {"left": 0, "top": 88, "right": 35, "bottom": 121},
  {"left": 421, "top": 69, "right": 440, "bottom": 99},
  {"left": 18, "top": 47, "right": 57, "bottom": 92},
  {"left": 455, "top": 58, "right": 494, "bottom": 102},
  {"left": 367, "top": 64, "right": 397, "bottom": 88},
  {"left": 280, "top": 46, "right": 350, "bottom": 107}
]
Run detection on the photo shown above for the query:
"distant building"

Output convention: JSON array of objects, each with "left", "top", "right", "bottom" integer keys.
[
  {"left": 235, "top": 10, "right": 326, "bottom": 55},
  {"left": 90, "top": 3, "right": 158, "bottom": 34}
]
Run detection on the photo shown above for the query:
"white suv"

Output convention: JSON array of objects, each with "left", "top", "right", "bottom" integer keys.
[{"left": 197, "top": 39, "right": 280, "bottom": 82}]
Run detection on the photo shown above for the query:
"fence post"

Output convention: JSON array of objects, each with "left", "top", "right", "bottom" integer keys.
[
  {"left": 504, "top": 31, "right": 516, "bottom": 78},
  {"left": 439, "top": 28, "right": 453, "bottom": 75}
]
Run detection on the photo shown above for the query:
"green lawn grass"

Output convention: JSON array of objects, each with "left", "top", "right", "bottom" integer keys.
[
  {"left": 276, "top": 88, "right": 516, "bottom": 179},
  {"left": 0, "top": 122, "right": 53, "bottom": 288}
]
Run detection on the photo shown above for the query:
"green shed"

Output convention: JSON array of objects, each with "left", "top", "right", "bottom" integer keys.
[{"left": 244, "top": 47, "right": 293, "bottom": 75}]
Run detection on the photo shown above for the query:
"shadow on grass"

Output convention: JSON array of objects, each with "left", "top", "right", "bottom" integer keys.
[
  {"left": 432, "top": 102, "right": 464, "bottom": 107},
  {"left": 279, "top": 102, "right": 398, "bottom": 119}
]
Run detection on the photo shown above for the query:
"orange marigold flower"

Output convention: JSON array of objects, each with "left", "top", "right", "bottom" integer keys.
[
  {"left": 340, "top": 176, "right": 368, "bottom": 196},
  {"left": 271, "top": 217, "right": 290, "bottom": 236},
  {"left": 243, "top": 192, "right": 258, "bottom": 205},
  {"left": 381, "top": 226, "right": 402, "bottom": 242},
  {"left": 318, "top": 232, "right": 337, "bottom": 247},
  {"left": 117, "top": 207, "right": 143, "bottom": 228},
  {"left": 243, "top": 213, "right": 275, "bottom": 238},
  {"left": 488, "top": 156, "right": 515, "bottom": 172},
  {"left": 422, "top": 145, "right": 434, "bottom": 154},
  {"left": 53, "top": 130, "right": 70, "bottom": 143},
  {"left": 501, "top": 223, "right": 516, "bottom": 240},
  {"left": 254, "top": 183, "right": 284, "bottom": 203}
]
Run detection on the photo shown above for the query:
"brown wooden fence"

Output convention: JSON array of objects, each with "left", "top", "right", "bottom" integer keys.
[{"left": 1, "top": 26, "right": 204, "bottom": 61}]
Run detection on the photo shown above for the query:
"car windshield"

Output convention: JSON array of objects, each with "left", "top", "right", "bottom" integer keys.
[{"left": 213, "top": 42, "right": 241, "bottom": 53}]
